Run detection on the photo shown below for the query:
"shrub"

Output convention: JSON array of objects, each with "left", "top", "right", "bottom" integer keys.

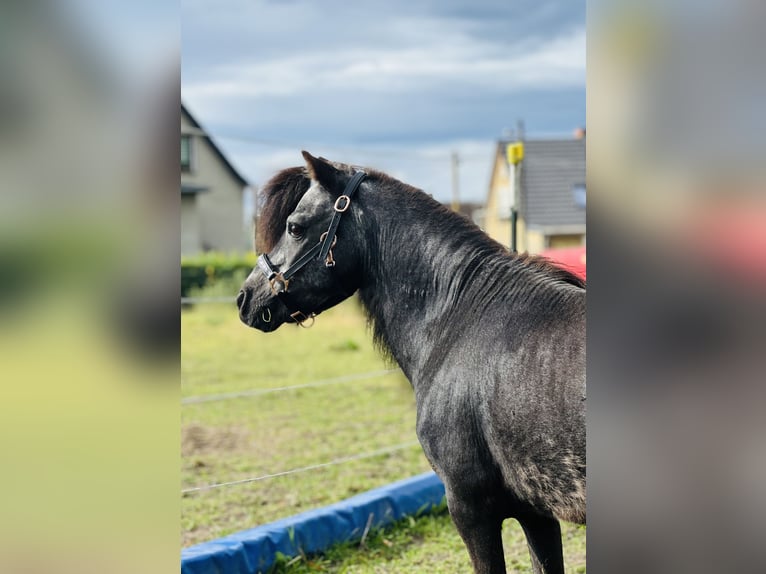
[{"left": 181, "top": 252, "right": 257, "bottom": 297}]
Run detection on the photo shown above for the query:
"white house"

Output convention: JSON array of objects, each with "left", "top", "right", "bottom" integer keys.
[{"left": 181, "top": 103, "right": 250, "bottom": 255}]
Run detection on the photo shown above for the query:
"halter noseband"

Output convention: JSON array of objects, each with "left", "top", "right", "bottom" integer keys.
[{"left": 256, "top": 170, "right": 366, "bottom": 327}]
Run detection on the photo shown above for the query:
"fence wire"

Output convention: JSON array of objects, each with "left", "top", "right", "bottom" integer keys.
[
  {"left": 182, "top": 441, "right": 421, "bottom": 495},
  {"left": 182, "top": 369, "right": 400, "bottom": 405},
  {"left": 181, "top": 297, "right": 415, "bottom": 500}
]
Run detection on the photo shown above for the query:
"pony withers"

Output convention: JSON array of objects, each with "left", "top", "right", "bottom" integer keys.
[{"left": 238, "top": 152, "right": 586, "bottom": 574}]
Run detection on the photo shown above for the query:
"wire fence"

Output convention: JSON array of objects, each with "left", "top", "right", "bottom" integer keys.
[
  {"left": 182, "top": 369, "right": 399, "bottom": 404},
  {"left": 181, "top": 296, "right": 420, "bottom": 507},
  {"left": 182, "top": 441, "right": 421, "bottom": 495}
]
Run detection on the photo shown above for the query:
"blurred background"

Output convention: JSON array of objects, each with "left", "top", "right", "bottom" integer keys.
[
  {"left": 2, "top": 0, "right": 765, "bottom": 572},
  {"left": 0, "top": 1, "right": 179, "bottom": 573},
  {"left": 589, "top": 1, "right": 766, "bottom": 572}
]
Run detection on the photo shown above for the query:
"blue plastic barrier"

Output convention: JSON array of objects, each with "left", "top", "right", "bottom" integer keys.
[{"left": 181, "top": 471, "right": 446, "bottom": 574}]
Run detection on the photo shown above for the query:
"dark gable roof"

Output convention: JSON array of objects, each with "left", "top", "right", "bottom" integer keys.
[
  {"left": 520, "top": 139, "right": 585, "bottom": 227},
  {"left": 181, "top": 102, "right": 248, "bottom": 187}
]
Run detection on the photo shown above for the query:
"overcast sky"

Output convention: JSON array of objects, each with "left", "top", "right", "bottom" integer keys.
[{"left": 181, "top": 0, "right": 585, "bottom": 203}]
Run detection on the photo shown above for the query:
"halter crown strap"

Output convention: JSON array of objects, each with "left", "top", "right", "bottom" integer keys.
[{"left": 318, "top": 170, "right": 366, "bottom": 261}]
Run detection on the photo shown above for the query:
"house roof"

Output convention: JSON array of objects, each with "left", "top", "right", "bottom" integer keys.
[
  {"left": 181, "top": 102, "right": 248, "bottom": 188},
  {"left": 517, "top": 139, "right": 585, "bottom": 228}
]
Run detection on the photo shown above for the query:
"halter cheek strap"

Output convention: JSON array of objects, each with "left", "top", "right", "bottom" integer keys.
[{"left": 256, "top": 170, "right": 366, "bottom": 326}]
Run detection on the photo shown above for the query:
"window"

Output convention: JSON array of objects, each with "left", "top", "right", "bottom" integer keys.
[
  {"left": 572, "top": 183, "right": 586, "bottom": 208},
  {"left": 181, "top": 135, "right": 192, "bottom": 172}
]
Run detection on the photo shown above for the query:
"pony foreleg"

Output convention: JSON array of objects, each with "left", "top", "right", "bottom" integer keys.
[
  {"left": 517, "top": 513, "right": 565, "bottom": 574},
  {"left": 446, "top": 492, "right": 506, "bottom": 574}
]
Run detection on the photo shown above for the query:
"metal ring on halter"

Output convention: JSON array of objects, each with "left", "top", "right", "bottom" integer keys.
[
  {"left": 319, "top": 231, "right": 338, "bottom": 267},
  {"left": 260, "top": 307, "right": 272, "bottom": 323},
  {"left": 319, "top": 231, "right": 338, "bottom": 248},
  {"left": 269, "top": 273, "right": 289, "bottom": 295},
  {"left": 290, "top": 310, "right": 316, "bottom": 328},
  {"left": 334, "top": 195, "right": 351, "bottom": 212}
]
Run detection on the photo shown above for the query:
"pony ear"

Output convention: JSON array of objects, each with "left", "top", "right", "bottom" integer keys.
[{"left": 301, "top": 151, "right": 344, "bottom": 194}]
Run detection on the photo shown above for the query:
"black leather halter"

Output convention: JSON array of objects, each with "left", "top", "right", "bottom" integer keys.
[{"left": 256, "top": 170, "right": 366, "bottom": 326}]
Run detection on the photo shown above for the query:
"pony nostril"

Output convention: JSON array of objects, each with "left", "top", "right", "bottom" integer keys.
[{"left": 236, "top": 289, "right": 246, "bottom": 309}]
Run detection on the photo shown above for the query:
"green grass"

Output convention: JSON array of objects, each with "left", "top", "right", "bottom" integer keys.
[
  {"left": 182, "top": 297, "right": 429, "bottom": 546},
  {"left": 181, "top": 295, "right": 586, "bottom": 571},
  {"left": 267, "top": 503, "right": 586, "bottom": 573}
]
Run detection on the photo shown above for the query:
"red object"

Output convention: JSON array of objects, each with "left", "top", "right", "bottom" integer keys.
[
  {"left": 683, "top": 206, "right": 766, "bottom": 288},
  {"left": 540, "top": 246, "right": 587, "bottom": 281}
]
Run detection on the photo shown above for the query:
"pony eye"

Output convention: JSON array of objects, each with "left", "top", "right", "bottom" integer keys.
[{"left": 287, "top": 222, "right": 305, "bottom": 239}]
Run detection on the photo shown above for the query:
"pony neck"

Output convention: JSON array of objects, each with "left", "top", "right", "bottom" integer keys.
[{"left": 354, "top": 183, "right": 505, "bottom": 388}]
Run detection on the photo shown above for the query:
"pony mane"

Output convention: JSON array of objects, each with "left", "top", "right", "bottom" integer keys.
[
  {"left": 514, "top": 252, "right": 586, "bottom": 289},
  {"left": 256, "top": 167, "right": 311, "bottom": 253},
  {"left": 337, "top": 170, "right": 586, "bottom": 360}
]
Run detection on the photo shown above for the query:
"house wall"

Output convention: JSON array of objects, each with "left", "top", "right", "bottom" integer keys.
[
  {"left": 484, "top": 150, "right": 538, "bottom": 253},
  {"left": 181, "top": 113, "right": 246, "bottom": 253},
  {"left": 525, "top": 227, "right": 548, "bottom": 254},
  {"left": 486, "top": 212, "right": 551, "bottom": 253},
  {"left": 485, "top": 150, "right": 511, "bottom": 248},
  {"left": 548, "top": 233, "right": 585, "bottom": 249},
  {"left": 196, "top": 182, "right": 245, "bottom": 252},
  {"left": 181, "top": 195, "right": 201, "bottom": 255},
  {"left": 486, "top": 217, "right": 510, "bottom": 249}
]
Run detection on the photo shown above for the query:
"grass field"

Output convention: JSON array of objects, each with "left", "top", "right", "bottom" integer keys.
[{"left": 181, "top": 294, "right": 586, "bottom": 572}]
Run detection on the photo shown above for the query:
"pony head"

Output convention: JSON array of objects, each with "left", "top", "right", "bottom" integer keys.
[{"left": 237, "top": 152, "right": 365, "bottom": 331}]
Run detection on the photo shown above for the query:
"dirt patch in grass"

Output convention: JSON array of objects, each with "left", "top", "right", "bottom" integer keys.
[{"left": 181, "top": 423, "right": 250, "bottom": 457}]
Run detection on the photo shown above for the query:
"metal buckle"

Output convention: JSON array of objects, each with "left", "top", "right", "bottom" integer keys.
[
  {"left": 290, "top": 310, "right": 315, "bottom": 328},
  {"left": 334, "top": 195, "right": 351, "bottom": 213},
  {"left": 268, "top": 273, "right": 289, "bottom": 295},
  {"left": 319, "top": 231, "right": 338, "bottom": 268}
]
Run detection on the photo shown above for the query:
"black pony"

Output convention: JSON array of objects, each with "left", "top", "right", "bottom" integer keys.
[{"left": 238, "top": 153, "right": 586, "bottom": 574}]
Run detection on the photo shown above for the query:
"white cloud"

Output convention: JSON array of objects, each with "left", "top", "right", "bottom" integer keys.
[
  {"left": 182, "top": 3, "right": 585, "bottom": 209},
  {"left": 184, "top": 26, "right": 585, "bottom": 102}
]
